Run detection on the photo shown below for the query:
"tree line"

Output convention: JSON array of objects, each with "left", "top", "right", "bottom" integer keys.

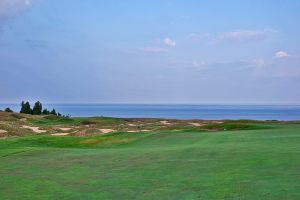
[
  {"left": 20, "top": 101, "right": 64, "bottom": 116},
  {"left": 2, "top": 101, "right": 68, "bottom": 117}
]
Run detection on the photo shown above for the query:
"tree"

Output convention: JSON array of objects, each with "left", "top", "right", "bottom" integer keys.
[
  {"left": 4, "top": 107, "right": 13, "bottom": 112},
  {"left": 20, "top": 101, "right": 26, "bottom": 113},
  {"left": 32, "top": 101, "right": 42, "bottom": 115},
  {"left": 19, "top": 100, "right": 64, "bottom": 116},
  {"left": 20, "top": 101, "right": 32, "bottom": 114},
  {"left": 50, "top": 109, "right": 57, "bottom": 116},
  {"left": 42, "top": 109, "right": 50, "bottom": 115},
  {"left": 25, "top": 101, "right": 32, "bottom": 114}
]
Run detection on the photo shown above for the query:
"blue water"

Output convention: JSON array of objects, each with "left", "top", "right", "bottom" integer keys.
[{"left": 1, "top": 104, "right": 300, "bottom": 120}]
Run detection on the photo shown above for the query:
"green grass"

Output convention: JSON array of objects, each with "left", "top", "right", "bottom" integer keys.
[{"left": 1, "top": 124, "right": 300, "bottom": 199}]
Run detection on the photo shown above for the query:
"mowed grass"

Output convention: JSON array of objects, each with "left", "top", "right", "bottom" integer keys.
[{"left": 0, "top": 124, "right": 300, "bottom": 199}]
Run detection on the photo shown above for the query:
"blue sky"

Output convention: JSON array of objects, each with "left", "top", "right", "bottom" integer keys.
[{"left": 1, "top": 0, "right": 300, "bottom": 104}]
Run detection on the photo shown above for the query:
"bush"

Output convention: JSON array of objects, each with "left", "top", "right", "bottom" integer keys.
[
  {"left": 42, "top": 109, "right": 50, "bottom": 115},
  {"left": 4, "top": 107, "right": 13, "bottom": 112},
  {"left": 43, "top": 115, "right": 60, "bottom": 120},
  {"left": 11, "top": 113, "right": 23, "bottom": 119},
  {"left": 80, "top": 120, "right": 96, "bottom": 125},
  {"left": 50, "top": 109, "right": 57, "bottom": 116}
]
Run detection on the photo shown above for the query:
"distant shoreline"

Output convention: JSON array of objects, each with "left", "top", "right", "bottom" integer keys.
[{"left": 1, "top": 104, "right": 300, "bottom": 120}]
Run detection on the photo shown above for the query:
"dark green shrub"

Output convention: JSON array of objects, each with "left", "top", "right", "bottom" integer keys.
[
  {"left": 42, "top": 109, "right": 50, "bottom": 115},
  {"left": 4, "top": 107, "right": 13, "bottom": 112},
  {"left": 80, "top": 120, "right": 96, "bottom": 125},
  {"left": 44, "top": 115, "right": 60, "bottom": 120},
  {"left": 50, "top": 109, "right": 57, "bottom": 115}
]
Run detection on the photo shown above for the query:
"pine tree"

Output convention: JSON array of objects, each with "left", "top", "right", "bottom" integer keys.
[
  {"left": 42, "top": 109, "right": 50, "bottom": 115},
  {"left": 32, "top": 101, "right": 42, "bottom": 115},
  {"left": 23, "top": 101, "right": 32, "bottom": 114},
  {"left": 50, "top": 109, "right": 57, "bottom": 116},
  {"left": 20, "top": 101, "right": 26, "bottom": 113}
]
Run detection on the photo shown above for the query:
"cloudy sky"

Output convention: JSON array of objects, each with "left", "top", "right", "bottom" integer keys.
[{"left": 1, "top": 0, "right": 300, "bottom": 104}]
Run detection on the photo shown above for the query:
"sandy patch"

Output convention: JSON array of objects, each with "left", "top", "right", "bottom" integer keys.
[
  {"left": 211, "top": 121, "right": 223, "bottom": 124},
  {"left": 127, "top": 130, "right": 150, "bottom": 133},
  {"left": 0, "top": 129, "right": 7, "bottom": 134},
  {"left": 72, "top": 131, "right": 86, "bottom": 136},
  {"left": 160, "top": 120, "right": 171, "bottom": 125},
  {"left": 59, "top": 128, "right": 72, "bottom": 131},
  {"left": 99, "top": 129, "right": 115, "bottom": 134},
  {"left": 51, "top": 133, "right": 70, "bottom": 136},
  {"left": 128, "top": 124, "right": 136, "bottom": 126},
  {"left": 189, "top": 123, "right": 202, "bottom": 126},
  {"left": 21, "top": 125, "right": 46, "bottom": 133}
]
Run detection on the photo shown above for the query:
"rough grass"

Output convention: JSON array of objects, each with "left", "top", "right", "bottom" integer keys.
[
  {"left": 1, "top": 123, "right": 300, "bottom": 199},
  {"left": 0, "top": 132, "right": 150, "bottom": 149},
  {"left": 1, "top": 112, "right": 278, "bottom": 138},
  {"left": 28, "top": 116, "right": 127, "bottom": 126}
]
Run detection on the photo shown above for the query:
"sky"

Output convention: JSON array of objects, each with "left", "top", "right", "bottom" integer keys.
[{"left": 0, "top": 0, "right": 300, "bottom": 104}]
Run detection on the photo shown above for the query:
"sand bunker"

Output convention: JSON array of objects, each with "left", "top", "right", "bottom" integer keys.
[
  {"left": 51, "top": 133, "right": 70, "bottom": 136},
  {"left": 160, "top": 121, "right": 171, "bottom": 125},
  {"left": 189, "top": 123, "right": 202, "bottom": 126},
  {"left": 21, "top": 125, "right": 46, "bottom": 133},
  {"left": 99, "top": 129, "right": 115, "bottom": 134},
  {"left": 59, "top": 128, "right": 72, "bottom": 131},
  {"left": 128, "top": 124, "right": 137, "bottom": 126},
  {"left": 127, "top": 130, "right": 150, "bottom": 133}
]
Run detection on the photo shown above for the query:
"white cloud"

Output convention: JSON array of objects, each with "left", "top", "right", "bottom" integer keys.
[
  {"left": 252, "top": 58, "right": 266, "bottom": 67},
  {"left": 0, "top": 0, "right": 34, "bottom": 31},
  {"left": 164, "top": 38, "right": 176, "bottom": 47},
  {"left": 219, "top": 29, "right": 276, "bottom": 42},
  {"left": 255, "top": 55, "right": 300, "bottom": 77},
  {"left": 140, "top": 47, "right": 168, "bottom": 54},
  {"left": 189, "top": 33, "right": 210, "bottom": 41},
  {"left": 25, "top": 0, "right": 32, "bottom": 6},
  {"left": 241, "top": 54, "right": 300, "bottom": 77},
  {"left": 275, "top": 51, "right": 289, "bottom": 58},
  {"left": 0, "top": 0, "right": 33, "bottom": 16},
  {"left": 192, "top": 60, "right": 206, "bottom": 67}
]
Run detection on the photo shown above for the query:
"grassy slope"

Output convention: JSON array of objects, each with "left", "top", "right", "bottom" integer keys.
[{"left": 0, "top": 124, "right": 300, "bottom": 199}]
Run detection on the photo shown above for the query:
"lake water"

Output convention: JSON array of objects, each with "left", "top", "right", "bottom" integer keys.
[{"left": 1, "top": 104, "right": 300, "bottom": 120}]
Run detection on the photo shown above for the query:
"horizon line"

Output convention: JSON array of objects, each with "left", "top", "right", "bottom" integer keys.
[{"left": 1, "top": 102, "right": 300, "bottom": 106}]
